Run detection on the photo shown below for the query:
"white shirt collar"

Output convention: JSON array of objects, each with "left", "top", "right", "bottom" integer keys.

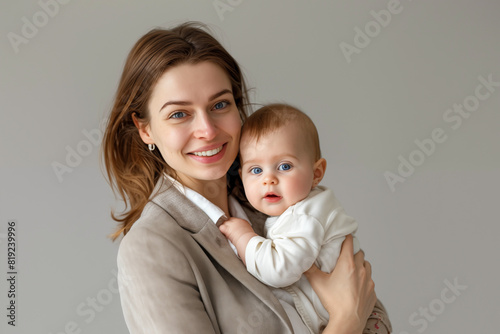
[{"left": 164, "top": 174, "right": 250, "bottom": 224}]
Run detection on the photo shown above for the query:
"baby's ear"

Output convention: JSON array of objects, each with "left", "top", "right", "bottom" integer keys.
[{"left": 312, "top": 158, "right": 327, "bottom": 188}]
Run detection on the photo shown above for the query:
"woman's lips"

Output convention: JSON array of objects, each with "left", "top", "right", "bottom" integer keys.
[
  {"left": 191, "top": 145, "right": 224, "bottom": 157},
  {"left": 189, "top": 143, "right": 227, "bottom": 163}
]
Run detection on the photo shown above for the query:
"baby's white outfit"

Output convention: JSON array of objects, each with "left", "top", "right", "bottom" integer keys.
[{"left": 245, "top": 186, "right": 361, "bottom": 333}]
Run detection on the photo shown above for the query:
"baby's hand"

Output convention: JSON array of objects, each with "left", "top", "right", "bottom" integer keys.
[
  {"left": 219, "top": 217, "right": 254, "bottom": 243},
  {"left": 219, "top": 217, "right": 257, "bottom": 263}
]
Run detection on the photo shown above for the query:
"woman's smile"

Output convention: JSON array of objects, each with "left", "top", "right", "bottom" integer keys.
[{"left": 189, "top": 143, "right": 227, "bottom": 163}]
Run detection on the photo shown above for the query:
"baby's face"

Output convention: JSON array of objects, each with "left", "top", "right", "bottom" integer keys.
[{"left": 239, "top": 124, "right": 317, "bottom": 216}]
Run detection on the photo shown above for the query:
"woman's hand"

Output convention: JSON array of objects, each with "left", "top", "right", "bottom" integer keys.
[{"left": 304, "top": 235, "right": 376, "bottom": 334}]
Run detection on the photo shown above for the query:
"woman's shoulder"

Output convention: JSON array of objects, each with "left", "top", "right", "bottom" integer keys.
[
  {"left": 118, "top": 200, "right": 188, "bottom": 252},
  {"left": 115, "top": 200, "right": 202, "bottom": 293}
]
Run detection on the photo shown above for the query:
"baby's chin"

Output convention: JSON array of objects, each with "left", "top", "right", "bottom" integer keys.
[{"left": 253, "top": 204, "right": 287, "bottom": 217}]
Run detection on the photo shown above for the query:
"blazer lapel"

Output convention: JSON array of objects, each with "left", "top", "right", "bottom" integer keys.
[{"left": 150, "top": 178, "right": 293, "bottom": 331}]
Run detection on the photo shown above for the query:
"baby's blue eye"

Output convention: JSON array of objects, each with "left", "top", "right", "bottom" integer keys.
[
  {"left": 278, "top": 163, "right": 291, "bottom": 171},
  {"left": 250, "top": 167, "right": 263, "bottom": 175},
  {"left": 170, "top": 111, "right": 187, "bottom": 119},
  {"left": 214, "top": 101, "right": 228, "bottom": 110}
]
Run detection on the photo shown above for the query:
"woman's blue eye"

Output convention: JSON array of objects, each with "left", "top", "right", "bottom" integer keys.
[
  {"left": 170, "top": 111, "right": 187, "bottom": 119},
  {"left": 214, "top": 101, "right": 228, "bottom": 110},
  {"left": 278, "top": 163, "right": 291, "bottom": 171},
  {"left": 250, "top": 167, "right": 263, "bottom": 175}
]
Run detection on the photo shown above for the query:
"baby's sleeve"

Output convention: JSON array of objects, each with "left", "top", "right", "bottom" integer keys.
[{"left": 245, "top": 214, "right": 325, "bottom": 288}]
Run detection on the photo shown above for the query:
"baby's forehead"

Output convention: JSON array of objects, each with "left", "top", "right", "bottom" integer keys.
[
  {"left": 241, "top": 121, "right": 305, "bottom": 142},
  {"left": 239, "top": 125, "right": 315, "bottom": 161}
]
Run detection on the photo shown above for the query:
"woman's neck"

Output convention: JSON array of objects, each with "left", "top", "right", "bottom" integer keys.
[{"left": 178, "top": 176, "right": 230, "bottom": 217}]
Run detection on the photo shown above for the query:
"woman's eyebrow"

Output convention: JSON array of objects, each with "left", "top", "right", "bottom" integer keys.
[
  {"left": 158, "top": 89, "right": 232, "bottom": 112},
  {"left": 209, "top": 89, "right": 232, "bottom": 101}
]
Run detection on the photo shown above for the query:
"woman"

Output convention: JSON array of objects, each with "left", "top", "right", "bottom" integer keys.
[{"left": 102, "top": 22, "right": 391, "bottom": 333}]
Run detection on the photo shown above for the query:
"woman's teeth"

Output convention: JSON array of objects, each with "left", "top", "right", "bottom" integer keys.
[{"left": 192, "top": 146, "right": 223, "bottom": 157}]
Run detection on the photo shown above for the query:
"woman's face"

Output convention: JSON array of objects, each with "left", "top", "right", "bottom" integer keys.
[{"left": 140, "top": 61, "right": 242, "bottom": 191}]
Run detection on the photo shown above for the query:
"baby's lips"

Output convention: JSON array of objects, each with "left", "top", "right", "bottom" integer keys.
[{"left": 263, "top": 192, "right": 282, "bottom": 202}]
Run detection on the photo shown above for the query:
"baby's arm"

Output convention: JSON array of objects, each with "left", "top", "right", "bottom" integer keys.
[
  {"left": 219, "top": 217, "right": 258, "bottom": 264},
  {"left": 244, "top": 214, "right": 325, "bottom": 288},
  {"left": 219, "top": 216, "right": 322, "bottom": 287}
]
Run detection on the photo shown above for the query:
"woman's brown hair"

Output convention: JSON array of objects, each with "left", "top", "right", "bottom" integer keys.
[{"left": 102, "top": 22, "right": 249, "bottom": 240}]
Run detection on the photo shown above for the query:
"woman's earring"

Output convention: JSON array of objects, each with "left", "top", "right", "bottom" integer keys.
[{"left": 148, "top": 144, "right": 156, "bottom": 151}]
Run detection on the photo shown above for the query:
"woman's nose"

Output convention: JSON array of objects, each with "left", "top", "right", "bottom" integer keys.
[{"left": 194, "top": 112, "right": 217, "bottom": 140}]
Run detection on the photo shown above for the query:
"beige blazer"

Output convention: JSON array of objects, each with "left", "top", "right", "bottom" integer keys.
[
  {"left": 117, "top": 179, "right": 392, "bottom": 333},
  {"left": 117, "top": 179, "right": 294, "bottom": 333}
]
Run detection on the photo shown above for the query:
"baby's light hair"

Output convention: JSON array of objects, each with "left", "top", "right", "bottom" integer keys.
[{"left": 241, "top": 103, "right": 322, "bottom": 161}]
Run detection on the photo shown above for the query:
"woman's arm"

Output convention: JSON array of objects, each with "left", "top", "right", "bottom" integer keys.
[
  {"left": 363, "top": 299, "right": 392, "bottom": 334},
  {"left": 305, "top": 235, "right": 391, "bottom": 334}
]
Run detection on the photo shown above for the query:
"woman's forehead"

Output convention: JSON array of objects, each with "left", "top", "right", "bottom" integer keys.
[{"left": 149, "top": 62, "right": 233, "bottom": 110}]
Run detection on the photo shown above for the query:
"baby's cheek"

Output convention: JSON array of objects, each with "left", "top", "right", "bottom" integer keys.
[{"left": 245, "top": 186, "right": 260, "bottom": 208}]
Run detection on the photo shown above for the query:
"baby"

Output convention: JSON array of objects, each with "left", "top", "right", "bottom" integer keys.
[{"left": 219, "top": 103, "right": 361, "bottom": 333}]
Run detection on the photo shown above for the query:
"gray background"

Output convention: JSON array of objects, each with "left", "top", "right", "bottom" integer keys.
[{"left": 1, "top": 0, "right": 498, "bottom": 333}]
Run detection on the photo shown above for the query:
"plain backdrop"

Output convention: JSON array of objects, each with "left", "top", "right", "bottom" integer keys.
[{"left": 1, "top": 1, "right": 499, "bottom": 333}]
